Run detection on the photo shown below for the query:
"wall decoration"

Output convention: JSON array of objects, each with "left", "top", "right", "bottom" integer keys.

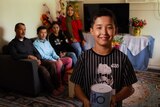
[
  {"left": 56, "top": 0, "right": 67, "bottom": 23},
  {"left": 40, "top": 3, "right": 53, "bottom": 30}
]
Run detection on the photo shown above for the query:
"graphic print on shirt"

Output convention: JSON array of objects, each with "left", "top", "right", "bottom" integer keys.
[
  {"left": 54, "top": 38, "right": 62, "bottom": 45},
  {"left": 96, "top": 63, "right": 113, "bottom": 86}
]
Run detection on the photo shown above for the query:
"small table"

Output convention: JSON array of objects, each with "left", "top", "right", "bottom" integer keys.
[{"left": 120, "top": 34, "right": 155, "bottom": 71}]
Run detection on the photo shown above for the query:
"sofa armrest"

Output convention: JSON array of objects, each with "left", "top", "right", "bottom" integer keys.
[{"left": 0, "top": 55, "right": 41, "bottom": 96}]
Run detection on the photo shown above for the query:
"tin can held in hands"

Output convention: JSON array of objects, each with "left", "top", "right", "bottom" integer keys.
[{"left": 90, "top": 83, "right": 112, "bottom": 107}]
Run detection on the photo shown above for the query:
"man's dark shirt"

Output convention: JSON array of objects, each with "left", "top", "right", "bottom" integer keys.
[{"left": 8, "top": 37, "right": 41, "bottom": 60}]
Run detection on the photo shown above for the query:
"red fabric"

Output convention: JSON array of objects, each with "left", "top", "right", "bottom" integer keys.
[
  {"left": 61, "top": 17, "right": 83, "bottom": 43},
  {"left": 61, "top": 17, "right": 67, "bottom": 31}
]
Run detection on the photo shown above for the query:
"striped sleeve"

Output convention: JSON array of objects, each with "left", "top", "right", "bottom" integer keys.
[
  {"left": 70, "top": 55, "right": 84, "bottom": 85},
  {"left": 122, "top": 55, "right": 138, "bottom": 86}
]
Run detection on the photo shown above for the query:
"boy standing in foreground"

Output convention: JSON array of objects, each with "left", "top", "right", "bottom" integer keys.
[{"left": 70, "top": 9, "right": 137, "bottom": 107}]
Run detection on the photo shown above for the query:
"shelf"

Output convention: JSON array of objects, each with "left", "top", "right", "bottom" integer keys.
[
  {"left": 66, "top": 0, "right": 84, "bottom": 1},
  {"left": 125, "top": 0, "right": 157, "bottom": 3}
]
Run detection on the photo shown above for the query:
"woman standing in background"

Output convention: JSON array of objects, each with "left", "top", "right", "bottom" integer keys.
[{"left": 61, "top": 4, "right": 86, "bottom": 57}]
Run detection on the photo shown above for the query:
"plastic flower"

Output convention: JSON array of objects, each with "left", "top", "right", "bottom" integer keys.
[
  {"left": 41, "top": 4, "right": 53, "bottom": 29},
  {"left": 112, "top": 36, "right": 123, "bottom": 49},
  {"left": 129, "top": 17, "right": 147, "bottom": 29}
]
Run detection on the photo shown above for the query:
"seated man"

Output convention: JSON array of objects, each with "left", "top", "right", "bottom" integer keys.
[
  {"left": 8, "top": 23, "right": 63, "bottom": 96},
  {"left": 33, "top": 26, "right": 72, "bottom": 85}
]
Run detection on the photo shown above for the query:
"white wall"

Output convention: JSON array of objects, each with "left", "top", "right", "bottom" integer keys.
[
  {"left": 0, "top": 0, "right": 160, "bottom": 69},
  {"left": 0, "top": 0, "right": 56, "bottom": 52}
]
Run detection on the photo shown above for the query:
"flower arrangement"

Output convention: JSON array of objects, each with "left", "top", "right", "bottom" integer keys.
[
  {"left": 129, "top": 17, "right": 147, "bottom": 29},
  {"left": 56, "top": 0, "right": 66, "bottom": 24},
  {"left": 112, "top": 36, "right": 123, "bottom": 49},
  {"left": 41, "top": 4, "right": 53, "bottom": 29}
]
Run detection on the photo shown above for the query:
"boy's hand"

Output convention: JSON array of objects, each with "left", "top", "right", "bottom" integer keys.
[
  {"left": 27, "top": 55, "right": 38, "bottom": 60},
  {"left": 70, "top": 38, "right": 77, "bottom": 42},
  {"left": 82, "top": 98, "right": 90, "bottom": 107},
  {"left": 81, "top": 40, "right": 86, "bottom": 46},
  {"left": 57, "top": 58, "right": 63, "bottom": 65},
  {"left": 37, "top": 59, "right": 41, "bottom": 65},
  {"left": 60, "top": 51, "right": 66, "bottom": 58},
  {"left": 110, "top": 95, "right": 116, "bottom": 107},
  {"left": 27, "top": 55, "right": 41, "bottom": 65}
]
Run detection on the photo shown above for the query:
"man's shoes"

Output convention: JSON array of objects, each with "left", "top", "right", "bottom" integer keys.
[
  {"left": 57, "top": 85, "right": 65, "bottom": 93},
  {"left": 51, "top": 89, "right": 62, "bottom": 97}
]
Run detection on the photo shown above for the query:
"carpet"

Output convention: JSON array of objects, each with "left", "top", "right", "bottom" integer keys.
[
  {"left": 123, "top": 71, "right": 160, "bottom": 107},
  {"left": 0, "top": 87, "right": 82, "bottom": 107},
  {"left": 0, "top": 71, "right": 159, "bottom": 107}
]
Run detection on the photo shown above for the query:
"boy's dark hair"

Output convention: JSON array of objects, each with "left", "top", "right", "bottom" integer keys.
[
  {"left": 15, "top": 23, "right": 25, "bottom": 31},
  {"left": 90, "top": 8, "right": 117, "bottom": 28},
  {"left": 51, "top": 21, "right": 60, "bottom": 27},
  {"left": 37, "top": 26, "right": 47, "bottom": 34}
]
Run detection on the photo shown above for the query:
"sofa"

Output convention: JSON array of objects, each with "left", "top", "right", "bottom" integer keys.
[{"left": 0, "top": 45, "right": 41, "bottom": 96}]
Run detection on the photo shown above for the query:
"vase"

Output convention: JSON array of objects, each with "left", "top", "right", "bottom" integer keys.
[{"left": 133, "top": 28, "right": 141, "bottom": 36}]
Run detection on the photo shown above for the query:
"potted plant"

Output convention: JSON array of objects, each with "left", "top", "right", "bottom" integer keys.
[{"left": 129, "top": 17, "right": 147, "bottom": 36}]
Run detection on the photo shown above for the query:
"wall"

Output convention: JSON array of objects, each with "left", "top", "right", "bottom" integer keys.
[{"left": 0, "top": 0, "right": 160, "bottom": 69}]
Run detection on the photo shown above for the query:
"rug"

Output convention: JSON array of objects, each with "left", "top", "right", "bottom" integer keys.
[
  {"left": 123, "top": 71, "right": 160, "bottom": 107},
  {"left": 0, "top": 87, "right": 82, "bottom": 107},
  {"left": 0, "top": 71, "right": 159, "bottom": 107}
]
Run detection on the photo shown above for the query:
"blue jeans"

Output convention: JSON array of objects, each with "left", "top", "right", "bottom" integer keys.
[
  {"left": 66, "top": 52, "right": 77, "bottom": 67},
  {"left": 71, "top": 42, "right": 83, "bottom": 57}
]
